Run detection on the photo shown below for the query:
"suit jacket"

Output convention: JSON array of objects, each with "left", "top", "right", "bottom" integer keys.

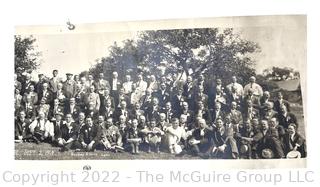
[
  {"left": 21, "top": 80, "right": 35, "bottom": 95},
  {"left": 183, "top": 82, "right": 194, "bottom": 98},
  {"left": 243, "top": 95, "right": 261, "bottom": 109},
  {"left": 274, "top": 99, "right": 290, "bottom": 113},
  {"left": 101, "top": 95, "right": 115, "bottom": 109},
  {"left": 64, "top": 104, "right": 81, "bottom": 120},
  {"left": 146, "top": 105, "right": 161, "bottom": 121},
  {"left": 110, "top": 78, "right": 122, "bottom": 91},
  {"left": 99, "top": 106, "right": 115, "bottom": 120},
  {"left": 52, "top": 120, "right": 64, "bottom": 140},
  {"left": 139, "top": 94, "right": 153, "bottom": 111},
  {"left": 153, "top": 89, "right": 170, "bottom": 106},
  {"left": 38, "top": 90, "right": 53, "bottom": 105},
  {"left": 14, "top": 118, "right": 30, "bottom": 138},
  {"left": 242, "top": 107, "right": 260, "bottom": 121},
  {"left": 78, "top": 124, "right": 100, "bottom": 144},
  {"left": 114, "top": 94, "right": 130, "bottom": 108},
  {"left": 48, "top": 105, "right": 64, "bottom": 121},
  {"left": 63, "top": 80, "right": 77, "bottom": 98},
  {"left": 160, "top": 109, "right": 178, "bottom": 121},
  {"left": 21, "top": 102, "right": 36, "bottom": 120},
  {"left": 192, "top": 128, "right": 212, "bottom": 145},
  {"left": 210, "top": 109, "right": 225, "bottom": 124},
  {"left": 277, "top": 112, "right": 298, "bottom": 129},
  {"left": 171, "top": 94, "right": 186, "bottom": 112},
  {"left": 261, "top": 109, "right": 278, "bottom": 121},
  {"left": 178, "top": 109, "right": 195, "bottom": 124},
  {"left": 114, "top": 108, "right": 131, "bottom": 121},
  {"left": 283, "top": 132, "right": 306, "bottom": 157}
]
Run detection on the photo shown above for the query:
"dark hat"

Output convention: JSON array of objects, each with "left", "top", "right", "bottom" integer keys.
[
  {"left": 38, "top": 73, "right": 44, "bottom": 76},
  {"left": 66, "top": 73, "right": 73, "bottom": 76}
]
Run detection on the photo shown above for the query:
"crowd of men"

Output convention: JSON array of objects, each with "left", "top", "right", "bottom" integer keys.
[{"left": 14, "top": 69, "right": 306, "bottom": 159}]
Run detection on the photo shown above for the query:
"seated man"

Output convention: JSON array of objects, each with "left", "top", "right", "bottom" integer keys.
[
  {"left": 29, "top": 111, "right": 54, "bottom": 144},
  {"left": 282, "top": 123, "right": 306, "bottom": 158},
  {"left": 211, "top": 118, "right": 239, "bottom": 159},
  {"left": 125, "top": 119, "right": 143, "bottom": 154},
  {"left": 78, "top": 117, "right": 100, "bottom": 152},
  {"left": 141, "top": 118, "right": 164, "bottom": 153},
  {"left": 105, "top": 118, "right": 123, "bottom": 152},
  {"left": 14, "top": 110, "right": 32, "bottom": 142},
  {"left": 256, "top": 120, "right": 285, "bottom": 158},
  {"left": 165, "top": 118, "right": 188, "bottom": 154},
  {"left": 58, "top": 114, "right": 80, "bottom": 152},
  {"left": 188, "top": 118, "right": 213, "bottom": 157}
]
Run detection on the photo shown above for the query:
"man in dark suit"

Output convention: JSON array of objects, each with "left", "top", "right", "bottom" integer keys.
[
  {"left": 114, "top": 88, "right": 130, "bottom": 109},
  {"left": 274, "top": 92, "right": 291, "bottom": 113},
  {"left": 21, "top": 73, "right": 35, "bottom": 95},
  {"left": 193, "top": 86, "right": 209, "bottom": 109},
  {"left": 139, "top": 89, "right": 153, "bottom": 111},
  {"left": 282, "top": 123, "right": 306, "bottom": 158},
  {"left": 260, "top": 102, "right": 278, "bottom": 121},
  {"left": 35, "top": 73, "right": 47, "bottom": 94},
  {"left": 21, "top": 95, "right": 37, "bottom": 121},
  {"left": 171, "top": 87, "right": 186, "bottom": 113},
  {"left": 48, "top": 99, "right": 64, "bottom": 121},
  {"left": 100, "top": 89, "right": 115, "bottom": 109},
  {"left": 38, "top": 82, "right": 53, "bottom": 105},
  {"left": 146, "top": 97, "right": 161, "bottom": 122},
  {"left": 78, "top": 117, "right": 101, "bottom": 151},
  {"left": 114, "top": 100, "right": 131, "bottom": 121},
  {"left": 211, "top": 118, "right": 239, "bottom": 159},
  {"left": 15, "top": 110, "right": 31, "bottom": 141},
  {"left": 210, "top": 102, "right": 224, "bottom": 124},
  {"left": 256, "top": 120, "right": 285, "bottom": 158},
  {"left": 183, "top": 76, "right": 194, "bottom": 107},
  {"left": 58, "top": 114, "right": 81, "bottom": 152},
  {"left": 277, "top": 104, "right": 298, "bottom": 129},
  {"left": 153, "top": 82, "right": 170, "bottom": 108},
  {"left": 189, "top": 119, "right": 213, "bottom": 157},
  {"left": 100, "top": 98, "right": 115, "bottom": 120},
  {"left": 178, "top": 101, "right": 194, "bottom": 124},
  {"left": 64, "top": 97, "right": 81, "bottom": 120},
  {"left": 160, "top": 102, "right": 177, "bottom": 122},
  {"left": 51, "top": 112, "right": 64, "bottom": 145},
  {"left": 243, "top": 88, "right": 261, "bottom": 109}
]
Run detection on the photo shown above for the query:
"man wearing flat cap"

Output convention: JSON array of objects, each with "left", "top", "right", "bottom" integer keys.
[{"left": 63, "top": 73, "right": 77, "bottom": 99}]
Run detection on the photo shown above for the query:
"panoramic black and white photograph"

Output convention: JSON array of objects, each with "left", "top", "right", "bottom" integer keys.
[{"left": 14, "top": 15, "right": 306, "bottom": 160}]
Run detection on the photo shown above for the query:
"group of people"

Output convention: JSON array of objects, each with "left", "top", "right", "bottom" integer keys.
[{"left": 14, "top": 69, "right": 306, "bottom": 159}]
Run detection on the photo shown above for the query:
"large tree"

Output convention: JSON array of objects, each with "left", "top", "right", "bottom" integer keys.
[
  {"left": 14, "top": 35, "right": 41, "bottom": 78},
  {"left": 87, "top": 28, "right": 260, "bottom": 85}
]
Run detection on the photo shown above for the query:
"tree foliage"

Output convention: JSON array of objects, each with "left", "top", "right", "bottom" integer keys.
[
  {"left": 14, "top": 35, "right": 41, "bottom": 77},
  {"left": 262, "top": 66, "right": 300, "bottom": 81},
  {"left": 86, "top": 28, "right": 260, "bottom": 84}
]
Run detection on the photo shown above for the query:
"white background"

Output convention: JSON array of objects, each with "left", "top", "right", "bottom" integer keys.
[{"left": 0, "top": 0, "right": 319, "bottom": 186}]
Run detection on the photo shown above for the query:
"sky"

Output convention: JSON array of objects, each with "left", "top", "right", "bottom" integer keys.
[{"left": 16, "top": 15, "right": 306, "bottom": 81}]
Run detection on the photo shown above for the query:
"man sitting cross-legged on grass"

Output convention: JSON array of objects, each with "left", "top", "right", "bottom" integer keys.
[
  {"left": 78, "top": 117, "right": 100, "bottom": 152},
  {"left": 29, "top": 110, "right": 54, "bottom": 144},
  {"left": 125, "top": 119, "right": 143, "bottom": 154},
  {"left": 99, "top": 118, "right": 124, "bottom": 152},
  {"left": 141, "top": 118, "right": 164, "bottom": 153},
  {"left": 57, "top": 114, "right": 81, "bottom": 152}
]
